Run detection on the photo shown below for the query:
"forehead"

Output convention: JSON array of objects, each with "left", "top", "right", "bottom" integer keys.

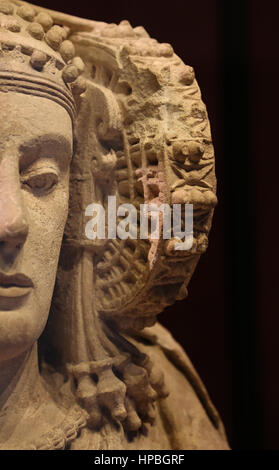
[{"left": 0, "top": 92, "right": 73, "bottom": 144}]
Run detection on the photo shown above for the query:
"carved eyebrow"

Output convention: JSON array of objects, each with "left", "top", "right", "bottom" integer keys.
[{"left": 19, "top": 133, "right": 72, "bottom": 171}]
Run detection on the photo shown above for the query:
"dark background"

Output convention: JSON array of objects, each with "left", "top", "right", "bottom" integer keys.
[{"left": 38, "top": 0, "right": 278, "bottom": 450}]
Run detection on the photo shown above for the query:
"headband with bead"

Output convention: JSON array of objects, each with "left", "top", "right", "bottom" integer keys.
[{"left": 0, "top": 1, "right": 86, "bottom": 121}]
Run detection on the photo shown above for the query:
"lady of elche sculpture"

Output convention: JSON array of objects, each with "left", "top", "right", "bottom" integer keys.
[{"left": 0, "top": 0, "right": 229, "bottom": 449}]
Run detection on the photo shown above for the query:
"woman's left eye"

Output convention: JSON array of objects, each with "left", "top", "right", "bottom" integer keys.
[{"left": 21, "top": 172, "right": 58, "bottom": 194}]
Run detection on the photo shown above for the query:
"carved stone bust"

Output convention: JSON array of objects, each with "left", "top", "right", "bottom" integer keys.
[{"left": 0, "top": 0, "right": 229, "bottom": 449}]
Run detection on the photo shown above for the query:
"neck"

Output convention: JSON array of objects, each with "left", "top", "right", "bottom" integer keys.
[{"left": 0, "top": 343, "right": 45, "bottom": 444}]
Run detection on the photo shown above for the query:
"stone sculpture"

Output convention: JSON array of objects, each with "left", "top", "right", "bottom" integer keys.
[{"left": 0, "top": 0, "right": 229, "bottom": 449}]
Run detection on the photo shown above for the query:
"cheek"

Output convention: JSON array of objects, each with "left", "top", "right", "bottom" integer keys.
[
  {"left": 29, "top": 186, "right": 69, "bottom": 240},
  {"left": 0, "top": 181, "right": 70, "bottom": 360},
  {"left": 23, "top": 179, "right": 69, "bottom": 318},
  {"left": 25, "top": 185, "right": 69, "bottom": 243},
  {"left": 24, "top": 175, "right": 69, "bottom": 236}
]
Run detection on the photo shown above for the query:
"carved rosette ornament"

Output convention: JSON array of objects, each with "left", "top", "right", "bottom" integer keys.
[{"left": 0, "top": 0, "right": 228, "bottom": 449}]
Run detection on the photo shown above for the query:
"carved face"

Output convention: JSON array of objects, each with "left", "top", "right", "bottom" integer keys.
[{"left": 0, "top": 92, "right": 72, "bottom": 361}]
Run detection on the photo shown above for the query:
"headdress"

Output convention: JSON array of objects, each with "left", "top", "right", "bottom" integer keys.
[{"left": 0, "top": 0, "right": 86, "bottom": 121}]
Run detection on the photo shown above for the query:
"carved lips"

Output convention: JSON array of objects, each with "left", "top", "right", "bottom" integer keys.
[{"left": 0, "top": 273, "right": 34, "bottom": 298}]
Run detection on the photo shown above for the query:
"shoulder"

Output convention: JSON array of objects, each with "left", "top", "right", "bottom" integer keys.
[{"left": 130, "top": 323, "right": 230, "bottom": 449}]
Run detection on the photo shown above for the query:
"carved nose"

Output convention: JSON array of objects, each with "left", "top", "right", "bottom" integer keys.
[
  {"left": 0, "top": 156, "right": 29, "bottom": 254},
  {"left": 0, "top": 215, "right": 29, "bottom": 248},
  {"left": 0, "top": 198, "right": 29, "bottom": 251}
]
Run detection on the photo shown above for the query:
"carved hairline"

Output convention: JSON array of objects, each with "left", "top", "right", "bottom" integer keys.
[{"left": 0, "top": 70, "right": 77, "bottom": 120}]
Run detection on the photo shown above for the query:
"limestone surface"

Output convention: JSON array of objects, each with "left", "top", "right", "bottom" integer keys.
[{"left": 0, "top": 0, "right": 229, "bottom": 449}]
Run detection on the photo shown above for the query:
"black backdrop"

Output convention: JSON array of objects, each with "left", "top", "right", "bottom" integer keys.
[{"left": 35, "top": 0, "right": 279, "bottom": 450}]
